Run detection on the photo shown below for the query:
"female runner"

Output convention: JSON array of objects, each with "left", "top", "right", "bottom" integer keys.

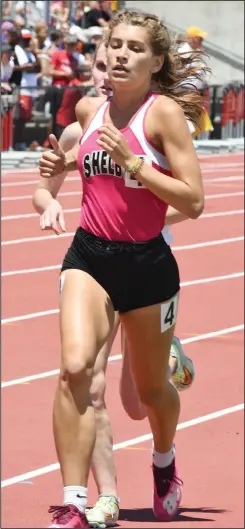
[
  {"left": 35, "top": 37, "right": 195, "bottom": 527},
  {"left": 36, "top": 11, "right": 206, "bottom": 528},
  {"left": 51, "top": 40, "right": 195, "bottom": 529}
]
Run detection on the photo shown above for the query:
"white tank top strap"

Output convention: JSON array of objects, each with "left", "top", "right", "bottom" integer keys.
[
  {"left": 129, "top": 93, "right": 171, "bottom": 172},
  {"left": 80, "top": 99, "right": 109, "bottom": 145},
  {"left": 129, "top": 93, "right": 157, "bottom": 130}
]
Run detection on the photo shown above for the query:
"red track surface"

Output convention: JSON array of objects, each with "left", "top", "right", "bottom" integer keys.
[{"left": 2, "top": 152, "right": 244, "bottom": 528}]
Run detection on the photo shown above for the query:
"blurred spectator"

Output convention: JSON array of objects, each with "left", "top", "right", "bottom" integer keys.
[
  {"left": 185, "top": 26, "right": 208, "bottom": 50},
  {"left": 8, "top": 27, "right": 40, "bottom": 150},
  {"left": 1, "top": 20, "right": 16, "bottom": 44},
  {"left": 14, "top": 28, "right": 39, "bottom": 98},
  {"left": 47, "top": 29, "right": 64, "bottom": 56},
  {"left": 60, "top": 22, "right": 70, "bottom": 39},
  {"left": 50, "top": 0, "right": 69, "bottom": 29},
  {"left": 175, "top": 33, "right": 186, "bottom": 46},
  {"left": 14, "top": 0, "right": 45, "bottom": 27},
  {"left": 6, "top": 26, "right": 24, "bottom": 87},
  {"left": 49, "top": 34, "right": 90, "bottom": 86},
  {"left": 32, "top": 22, "right": 50, "bottom": 53},
  {"left": 31, "top": 23, "right": 51, "bottom": 82},
  {"left": 55, "top": 79, "right": 84, "bottom": 138},
  {"left": 178, "top": 26, "right": 209, "bottom": 91},
  {"left": 13, "top": 1, "right": 26, "bottom": 27},
  {"left": 86, "top": 26, "right": 104, "bottom": 45},
  {"left": 2, "top": 1, "right": 11, "bottom": 17},
  {"left": 14, "top": 15, "right": 25, "bottom": 29},
  {"left": 82, "top": 1, "right": 111, "bottom": 29},
  {"left": 69, "top": 25, "right": 95, "bottom": 57},
  {"left": 1, "top": 43, "right": 14, "bottom": 93},
  {"left": 72, "top": 1, "right": 85, "bottom": 26}
]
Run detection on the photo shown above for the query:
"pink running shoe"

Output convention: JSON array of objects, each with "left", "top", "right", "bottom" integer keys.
[
  {"left": 153, "top": 463, "right": 182, "bottom": 521},
  {"left": 48, "top": 505, "right": 89, "bottom": 528}
]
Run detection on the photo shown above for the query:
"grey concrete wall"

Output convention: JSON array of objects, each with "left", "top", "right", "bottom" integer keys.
[{"left": 124, "top": 1, "right": 244, "bottom": 84}]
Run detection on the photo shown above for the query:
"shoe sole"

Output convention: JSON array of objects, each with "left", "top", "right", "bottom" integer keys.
[
  {"left": 171, "top": 338, "right": 195, "bottom": 391},
  {"left": 88, "top": 522, "right": 116, "bottom": 528}
]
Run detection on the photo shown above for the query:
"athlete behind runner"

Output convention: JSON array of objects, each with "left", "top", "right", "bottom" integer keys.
[{"left": 35, "top": 11, "right": 207, "bottom": 528}]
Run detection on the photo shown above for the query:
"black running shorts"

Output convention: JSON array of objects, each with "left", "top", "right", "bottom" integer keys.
[{"left": 61, "top": 227, "right": 180, "bottom": 313}]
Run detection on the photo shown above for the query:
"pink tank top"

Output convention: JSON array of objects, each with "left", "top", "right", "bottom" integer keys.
[{"left": 78, "top": 93, "right": 172, "bottom": 242}]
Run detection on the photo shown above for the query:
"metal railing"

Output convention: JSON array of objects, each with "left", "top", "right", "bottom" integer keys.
[{"left": 1, "top": 81, "right": 244, "bottom": 151}]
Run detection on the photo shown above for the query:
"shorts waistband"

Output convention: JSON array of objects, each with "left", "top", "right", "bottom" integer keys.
[{"left": 77, "top": 227, "right": 163, "bottom": 252}]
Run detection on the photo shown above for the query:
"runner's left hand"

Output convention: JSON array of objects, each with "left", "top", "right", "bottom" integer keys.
[{"left": 97, "top": 123, "right": 136, "bottom": 169}]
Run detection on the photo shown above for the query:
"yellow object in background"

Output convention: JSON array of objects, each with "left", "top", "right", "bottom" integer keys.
[
  {"left": 194, "top": 110, "right": 213, "bottom": 137},
  {"left": 111, "top": 1, "right": 118, "bottom": 11}
]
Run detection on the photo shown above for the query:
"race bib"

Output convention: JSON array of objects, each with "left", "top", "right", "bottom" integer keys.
[{"left": 160, "top": 292, "right": 179, "bottom": 333}]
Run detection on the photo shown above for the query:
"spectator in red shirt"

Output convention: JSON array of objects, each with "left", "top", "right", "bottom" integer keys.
[
  {"left": 55, "top": 78, "right": 84, "bottom": 138},
  {"left": 50, "top": 35, "right": 80, "bottom": 86}
]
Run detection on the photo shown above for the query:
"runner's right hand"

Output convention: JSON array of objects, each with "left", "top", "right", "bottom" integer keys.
[
  {"left": 39, "top": 134, "right": 66, "bottom": 178},
  {"left": 40, "top": 199, "right": 66, "bottom": 235}
]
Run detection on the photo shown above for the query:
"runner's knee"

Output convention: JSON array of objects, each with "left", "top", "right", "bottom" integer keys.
[
  {"left": 137, "top": 380, "right": 168, "bottom": 407},
  {"left": 60, "top": 341, "right": 96, "bottom": 384}
]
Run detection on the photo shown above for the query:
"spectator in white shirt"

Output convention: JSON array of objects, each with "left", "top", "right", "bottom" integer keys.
[
  {"left": 1, "top": 43, "right": 14, "bottom": 92},
  {"left": 7, "top": 27, "right": 40, "bottom": 149}
]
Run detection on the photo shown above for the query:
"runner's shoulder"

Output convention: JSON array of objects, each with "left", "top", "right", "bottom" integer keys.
[
  {"left": 75, "top": 96, "right": 106, "bottom": 128},
  {"left": 153, "top": 95, "right": 184, "bottom": 120}
]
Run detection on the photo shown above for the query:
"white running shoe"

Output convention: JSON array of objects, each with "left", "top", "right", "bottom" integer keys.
[
  {"left": 170, "top": 336, "right": 195, "bottom": 391},
  {"left": 85, "top": 495, "right": 119, "bottom": 528}
]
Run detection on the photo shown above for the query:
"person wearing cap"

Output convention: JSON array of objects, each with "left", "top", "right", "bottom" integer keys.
[
  {"left": 178, "top": 26, "right": 213, "bottom": 136},
  {"left": 1, "top": 20, "right": 16, "bottom": 44},
  {"left": 86, "top": 26, "right": 104, "bottom": 45},
  {"left": 185, "top": 25, "right": 208, "bottom": 50}
]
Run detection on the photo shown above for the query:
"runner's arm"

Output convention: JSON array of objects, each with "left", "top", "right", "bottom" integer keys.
[
  {"left": 60, "top": 97, "right": 103, "bottom": 172},
  {"left": 32, "top": 171, "right": 68, "bottom": 214},
  {"left": 33, "top": 122, "right": 82, "bottom": 214},
  {"left": 165, "top": 207, "right": 188, "bottom": 225},
  {"left": 132, "top": 97, "right": 204, "bottom": 219},
  {"left": 59, "top": 121, "right": 82, "bottom": 152}
]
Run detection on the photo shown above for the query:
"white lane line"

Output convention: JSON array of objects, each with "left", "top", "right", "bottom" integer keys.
[
  {"left": 2, "top": 324, "right": 244, "bottom": 388},
  {"left": 2, "top": 273, "right": 244, "bottom": 323},
  {"left": 2, "top": 241, "right": 244, "bottom": 279},
  {"left": 203, "top": 176, "right": 244, "bottom": 183},
  {"left": 1, "top": 154, "right": 242, "bottom": 178},
  {"left": 1, "top": 402, "right": 244, "bottom": 487},
  {"left": 2, "top": 264, "right": 60, "bottom": 277},
  {"left": 2, "top": 308, "right": 59, "bottom": 323},
  {"left": 200, "top": 162, "right": 244, "bottom": 168},
  {"left": 171, "top": 236, "right": 244, "bottom": 251},
  {"left": 2, "top": 208, "right": 244, "bottom": 222},
  {"left": 199, "top": 209, "right": 244, "bottom": 219},
  {"left": 2, "top": 173, "right": 243, "bottom": 188},
  {"left": 2, "top": 191, "right": 244, "bottom": 203},
  {"left": 2, "top": 208, "right": 80, "bottom": 221},
  {"left": 204, "top": 192, "right": 244, "bottom": 199},
  {"left": 2, "top": 232, "right": 244, "bottom": 248},
  {"left": 2, "top": 191, "right": 82, "bottom": 202},
  {"left": 1, "top": 176, "right": 81, "bottom": 187},
  {"left": 2, "top": 232, "right": 74, "bottom": 245}
]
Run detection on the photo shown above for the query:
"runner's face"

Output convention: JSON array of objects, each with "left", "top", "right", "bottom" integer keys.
[
  {"left": 106, "top": 24, "right": 162, "bottom": 89},
  {"left": 92, "top": 43, "right": 112, "bottom": 97}
]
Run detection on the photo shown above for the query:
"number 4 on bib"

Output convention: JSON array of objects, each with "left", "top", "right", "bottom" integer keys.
[{"left": 160, "top": 292, "right": 179, "bottom": 333}]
